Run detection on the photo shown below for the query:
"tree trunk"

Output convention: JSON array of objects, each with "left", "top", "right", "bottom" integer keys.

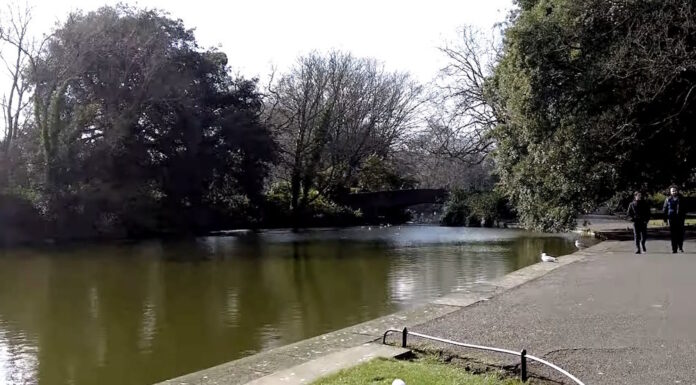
[{"left": 290, "top": 167, "right": 302, "bottom": 229}]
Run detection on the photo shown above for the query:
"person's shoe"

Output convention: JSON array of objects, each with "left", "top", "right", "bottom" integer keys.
[
  {"left": 642, "top": 245, "right": 647, "bottom": 252},
  {"left": 635, "top": 250, "right": 641, "bottom": 254},
  {"left": 673, "top": 250, "right": 678, "bottom": 254},
  {"left": 679, "top": 248, "right": 684, "bottom": 253}
]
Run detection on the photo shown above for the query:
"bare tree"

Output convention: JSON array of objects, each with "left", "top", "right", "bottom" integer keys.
[
  {"left": 0, "top": 2, "right": 36, "bottom": 158},
  {"left": 265, "top": 51, "right": 423, "bottom": 219},
  {"left": 425, "top": 26, "right": 502, "bottom": 165}
]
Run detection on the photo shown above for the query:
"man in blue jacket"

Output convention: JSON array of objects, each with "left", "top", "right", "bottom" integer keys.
[
  {"left": 663, "top": 186, "right": 686, "bottom": 253},
  {"left": 627, "top": 191, "right": 651, "bottom": 254}
]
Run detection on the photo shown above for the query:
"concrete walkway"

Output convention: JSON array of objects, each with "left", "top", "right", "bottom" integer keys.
[{"left": 412, "top": 240, "right": 696, "bottom": 384}]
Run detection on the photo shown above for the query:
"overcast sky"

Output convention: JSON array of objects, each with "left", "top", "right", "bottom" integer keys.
[{"left": 10, "top": 0, "right": 513, "bottom": 82}]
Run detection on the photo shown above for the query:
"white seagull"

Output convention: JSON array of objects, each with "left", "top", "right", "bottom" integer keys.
[
  {"left": 574, "top": 239, "right": 587, "bottom": 249},
  {"left": 541, "top": 252, "right": 558, "bottom": 263}
]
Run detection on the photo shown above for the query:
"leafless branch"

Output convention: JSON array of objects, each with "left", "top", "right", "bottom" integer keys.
[
  {"left": 0, "top": 1, "right": 37, "bottom": 156},
  {"left": 423, "top": 25, "right": 502, "bottom": 165},
  {"left": 266, "top": 51, "right": 423, "bottom": 212}
]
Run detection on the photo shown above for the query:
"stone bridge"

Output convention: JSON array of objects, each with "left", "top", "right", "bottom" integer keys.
[{"left": 338, "top": 189, "right": 448, "bottom": 214}]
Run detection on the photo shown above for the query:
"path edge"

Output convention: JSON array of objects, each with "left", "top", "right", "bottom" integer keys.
[{"left": 155, "top": 241, "right": 614, "bottom": 385}]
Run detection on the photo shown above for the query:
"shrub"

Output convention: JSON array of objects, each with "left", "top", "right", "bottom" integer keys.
[
  {"left": 263, "top": 182, "right": 362, "bottom": 227},
  {"left": 440, "top": 190, "right": 471, "bottom": 226},
  {"left": 0, "top": 193, "right": 46, "bottom": 245},
  {"left": 441, "top": 189, "right": 513, "bottom": 227}
]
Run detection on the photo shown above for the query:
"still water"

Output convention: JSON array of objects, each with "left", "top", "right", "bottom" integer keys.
[{"left": 0, "top": 226, "right": 582, "bottom": 385}]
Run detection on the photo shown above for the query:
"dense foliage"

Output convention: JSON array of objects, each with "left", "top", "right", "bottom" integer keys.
[
  {"left": 6, "top": 0, "right": 693, "bottom": 240},
  {"left": 491, "top": 0, "right": 696, "bottom": 231},
  {"left": 1, "top": 6, "right": 275, "bottom": 240},
  {"left": 441, "top": 189, "right": 512, "bottom": 227},
  {"left": 0, "top": 6, "right": 436, "bottom": 242}
]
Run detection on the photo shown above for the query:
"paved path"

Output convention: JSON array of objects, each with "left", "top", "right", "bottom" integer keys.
[{"left": 412, "top": 240, "right": 696, "bottom": 385}]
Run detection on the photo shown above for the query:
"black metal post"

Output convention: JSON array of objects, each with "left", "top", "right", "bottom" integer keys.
[
  {"left": 402, "top": 327, "right": 408, "bottom": 348},
  {"left": 520, "top": 349, "right": 528, "bottom": 382}
]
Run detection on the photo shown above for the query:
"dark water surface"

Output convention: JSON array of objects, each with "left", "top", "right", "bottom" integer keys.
[{"left": 0, "top": 226, "right": 585, "bottom": 385}]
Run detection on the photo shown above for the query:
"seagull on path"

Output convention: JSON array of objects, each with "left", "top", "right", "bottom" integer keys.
[
  {"left": 575, "top": 239, "right": 587, "bottom": 249},
  {"left": 541, "top": 252, "right": 558, "bottom": 263}
]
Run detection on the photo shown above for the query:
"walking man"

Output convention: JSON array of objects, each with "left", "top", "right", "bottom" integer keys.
[
  {"left": 627, "top": 191, "right": 650, "bottom": 254},
  {"left": 663, "top": 186, "right": 686, "bottom": 253}
]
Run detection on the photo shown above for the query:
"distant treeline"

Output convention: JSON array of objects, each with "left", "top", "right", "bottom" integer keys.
[
  {"left": 0, "top": 5, "right": 454, "bottom": 245},
  {"left": 3, "top": 0, "right": 696, "bottom": 245}
]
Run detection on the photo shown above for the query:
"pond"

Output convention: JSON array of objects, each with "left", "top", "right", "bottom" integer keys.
[{"left": 0, "top": 225, "right": 585, "bottom": 385}]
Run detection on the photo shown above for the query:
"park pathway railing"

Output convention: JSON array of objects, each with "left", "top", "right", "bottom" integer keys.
[{"left": 382, "top": 328, "right": 585, "bottom": 385}]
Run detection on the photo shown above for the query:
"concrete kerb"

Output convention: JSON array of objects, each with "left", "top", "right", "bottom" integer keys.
[
  {"left": 155, "top": 303, "right": 460, "bottom": 385},
  {"left": 244, "top": 344, "right": 411, "bottom": 385},
  {"left": 156, "top": 242, "right": 612, "bottom": 385}
]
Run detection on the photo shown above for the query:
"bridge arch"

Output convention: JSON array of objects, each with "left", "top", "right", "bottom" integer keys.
[{"left": 338, "top": 189, "right": 448, "bottom": 218}]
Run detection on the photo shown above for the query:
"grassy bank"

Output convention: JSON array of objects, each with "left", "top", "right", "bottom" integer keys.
[
  {"left": 311, "top": 357, "right": 522, "bottom": 385},
  {"left": 648, "top": 218, "right": 696, "bottom": 227}
]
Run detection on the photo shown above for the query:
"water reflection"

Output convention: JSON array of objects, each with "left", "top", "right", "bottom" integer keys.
[
  {"left": 0, "top": 325, "right": 38, "bottom": 385},
  {"left": 0, "top": 226, "right": 584, "bottom": 385}
]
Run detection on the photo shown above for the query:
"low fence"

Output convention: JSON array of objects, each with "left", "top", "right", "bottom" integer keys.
[{"left": 382, "top": 328, "right": 585, "bottom": 385}]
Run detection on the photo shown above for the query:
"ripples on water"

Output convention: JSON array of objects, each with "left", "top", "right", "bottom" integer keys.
[
  {"left": 0, "top": 226, "right": 591, "bottom": 385},
  {"left": 0, "top": 324, "right": 38, "bottom": 385}
]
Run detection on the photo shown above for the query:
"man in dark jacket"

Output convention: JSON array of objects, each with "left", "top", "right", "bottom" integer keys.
[
  {"left": 627, "top": 191, "right": 651, "bottom": 254},
  {"left": 663, "top": 186, "right": 686, "bottom": 253}
]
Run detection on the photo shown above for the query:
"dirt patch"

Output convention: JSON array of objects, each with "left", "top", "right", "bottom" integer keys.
[{"left": 393, "top": 347, "right": 563, "bottom": 385}]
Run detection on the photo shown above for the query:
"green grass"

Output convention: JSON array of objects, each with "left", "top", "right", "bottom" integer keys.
[
  {"left": 648, "top": 218, "right": 696, "bottom": 228},
  {"left": 311, "top": 357, "right": 523, "bottom": 385}
]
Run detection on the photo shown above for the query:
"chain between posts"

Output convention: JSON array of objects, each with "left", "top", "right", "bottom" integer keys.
[{"left": 381, "top": 328, "right": 585, "bottom": 385}]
